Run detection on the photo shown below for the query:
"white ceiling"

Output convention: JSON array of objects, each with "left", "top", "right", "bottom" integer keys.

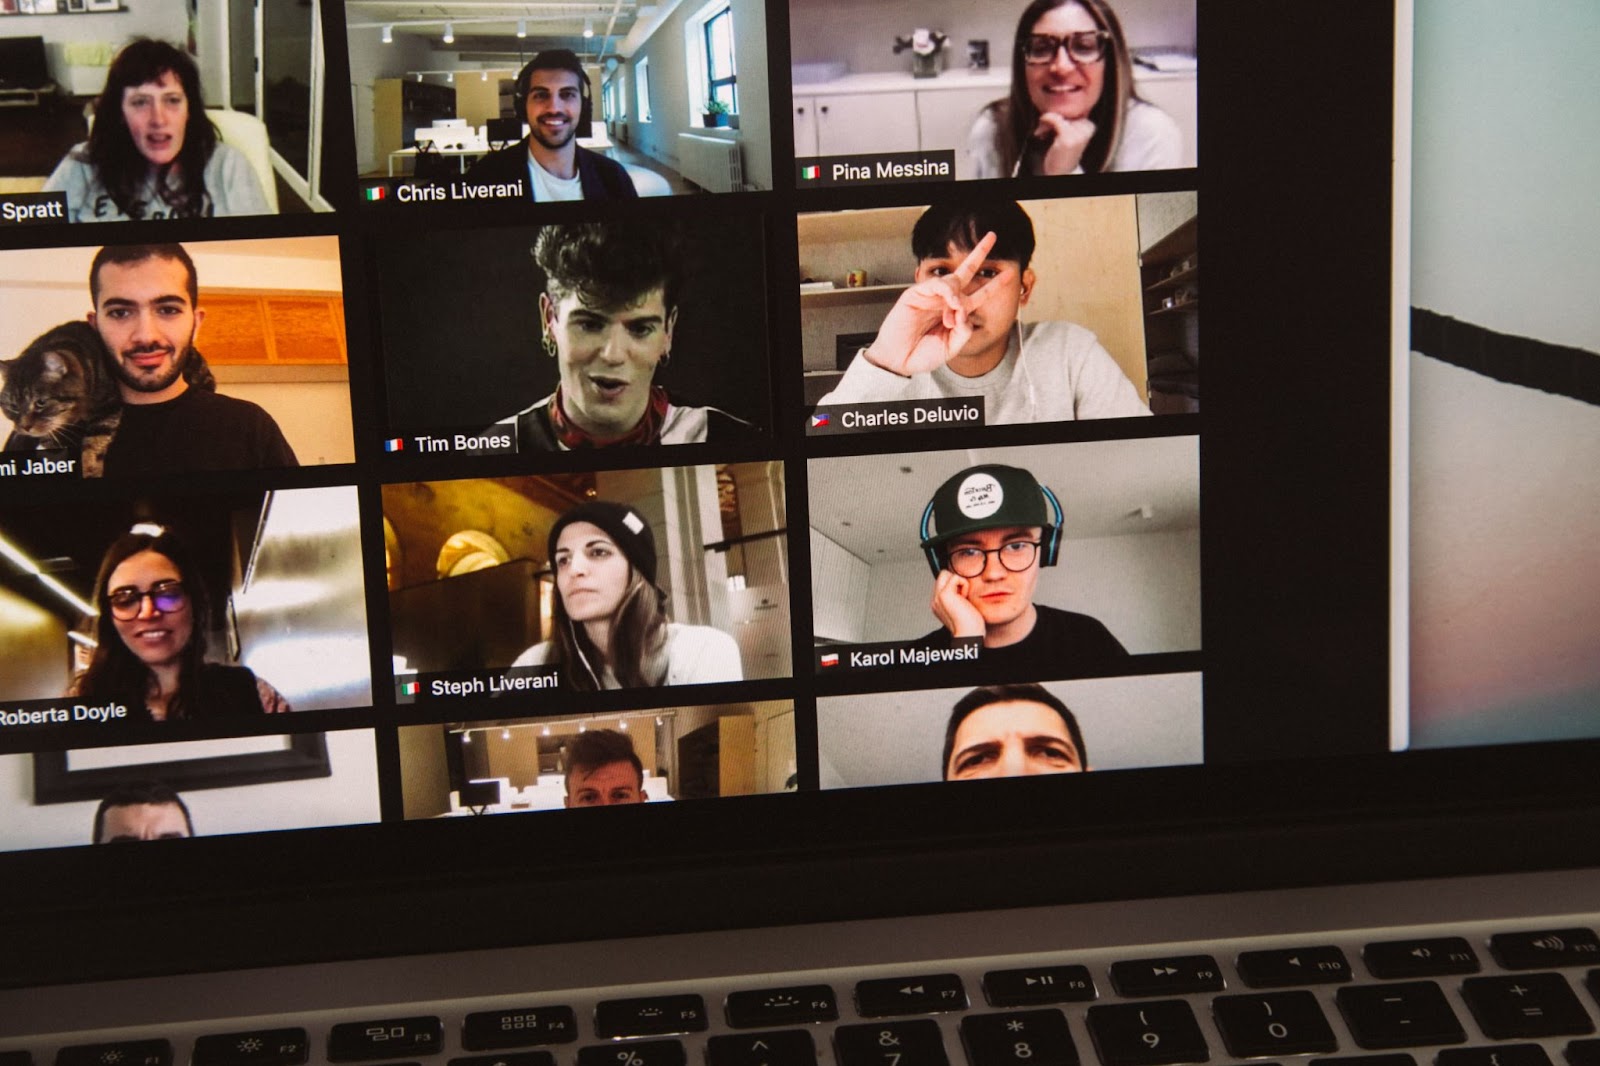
[
  {"left": 808, "top": 436, "right": 1201, "bottom": 562},
  {"left": 343, "top": 1, "right": 642, "bottom": 59}
]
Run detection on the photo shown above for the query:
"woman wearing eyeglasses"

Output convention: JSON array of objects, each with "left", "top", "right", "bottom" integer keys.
[
  {"left": 966, "top": 0, "right": 1181, "bottom": 178},
  {"left": 69, "top": 526, "right": 290, "bottom": 721}
]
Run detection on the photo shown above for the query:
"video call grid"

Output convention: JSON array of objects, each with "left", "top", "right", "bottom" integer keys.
[{"left": 0, "top": 0, "right": 1208, "bottom": 851}]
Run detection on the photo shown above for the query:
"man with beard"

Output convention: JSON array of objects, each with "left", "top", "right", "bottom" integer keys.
[
  {"left": 465, "top": 50, "right": 637, "bottom": 202},
  {"left": 88, "top": 243, "right": 296, "bottom": 475}
]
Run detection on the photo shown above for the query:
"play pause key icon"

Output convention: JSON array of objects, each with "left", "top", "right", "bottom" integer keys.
[{"left": 985, "top": 966, "right": 1097, "bottom": 1006}]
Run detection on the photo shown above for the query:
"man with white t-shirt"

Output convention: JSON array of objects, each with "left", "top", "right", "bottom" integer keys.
[{"left": 466, "top": 50, "right": 637, "bottom": 203}]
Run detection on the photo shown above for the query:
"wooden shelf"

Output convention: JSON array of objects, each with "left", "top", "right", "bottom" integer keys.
[
  {"left": 1150, "top": 300, "right": 1199, "bottom": 316},
  {"left": 799, "top": 283, "right": 907, "bottom": 306},
  {"left": 1146, "top": 264, "right": 1199, "bottom": 295}
]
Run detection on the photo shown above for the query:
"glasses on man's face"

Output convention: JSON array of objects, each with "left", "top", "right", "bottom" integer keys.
[
  {"left": 107, "top": 580, "right": 188, "bottom": 620},
  {"left": 945, "top": 540, "right": 1041, "bottom": 578},
  {"left": 1022, "top": 30, "right": 1110, "bottom": 65}
]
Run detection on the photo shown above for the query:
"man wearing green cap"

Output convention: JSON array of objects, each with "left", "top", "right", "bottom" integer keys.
[{"left": 918, "top": 463, "right": 1129, "bottom": 672}]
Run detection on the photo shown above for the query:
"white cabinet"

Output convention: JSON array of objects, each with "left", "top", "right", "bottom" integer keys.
[
  {"left": 809, "top": 529, "right": 868, "bottom": 643},
  {"left": 795, "top": 92, "right": 919, "bottom": 157},
  {"left": 916, "top": 85, "right": 1001, "bottom": 157}
]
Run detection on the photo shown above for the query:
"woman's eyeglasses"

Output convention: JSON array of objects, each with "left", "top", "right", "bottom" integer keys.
[
  {"left": 1022, "top": 31, "right": 1110, "bottom": 65},
  {"left": 107, "top": 580, "right": 188, "bottom": 620},
  {"left": 945, "top": 541, "right": 1042, "bottom": 578}
]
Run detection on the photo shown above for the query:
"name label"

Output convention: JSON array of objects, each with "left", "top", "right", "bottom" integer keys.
[
  {"left": 808, "top": 397, "right": 984, "bottom": 435},
  {"left": 796, "top": 150, "right": 955, "bottom": 188},
  {"left": 382, "top": 428, "right": 517, "bottom": 457},
  {"left": 0, "top": 452, "right": 80, "bottom": 478},
  {"left": 0, "top": 192, "right": 69, "bottom": 226},
  {"left": 396, "top": 665, "right": 561, "bottom": 703},
  {"left": 0, "top": 701, "right": 129, "bottom": 729},
  {"left": 815, "top": 637, "right": 981, "bottom": 673},
  {"left": 364, "top": 179, "right": 528, "bottom": 205}
]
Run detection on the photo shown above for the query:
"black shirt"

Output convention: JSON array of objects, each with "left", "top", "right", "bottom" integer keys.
[
  {"left": 103, "top": 388, "right": 298, "bottom": 477},
  {"left": 918, "top": 604, "right": 1131, "bottom": 676}
]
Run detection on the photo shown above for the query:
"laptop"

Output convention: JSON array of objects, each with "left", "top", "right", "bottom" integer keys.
[{"left": 3, "top": 0, "right": 1599, "bottom": 1062}]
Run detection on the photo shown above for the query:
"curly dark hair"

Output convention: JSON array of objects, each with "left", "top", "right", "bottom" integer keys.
[
  {"left": 85, "top": 39, "right": 219, "bottom": 220},
  {"left": 532, "top": 222, "right": 686, "bottom": 312}
]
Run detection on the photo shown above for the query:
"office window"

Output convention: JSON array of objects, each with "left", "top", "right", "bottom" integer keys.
[
  {"left": 636, "top": 57, "right": 652, "bottom": 123},
  {"left": 704, "top": 5, "right": 737, "bottom": 114}
]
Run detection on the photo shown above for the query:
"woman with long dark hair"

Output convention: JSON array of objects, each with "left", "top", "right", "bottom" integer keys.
[
  {"left": 44, "top": 39, "right": 270, "bottom": 222},
  {"left": 512, "top": 501, "right": 743, "bottom": 690},
  {"left": 965, "top": 0, "right": 1181, "bottom": 178},
  {"left": 69, "top": 525, "right": 289, "bottom": 721}
]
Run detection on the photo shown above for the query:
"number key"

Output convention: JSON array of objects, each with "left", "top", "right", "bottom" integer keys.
[
  {"left": 961, "top": 1010, "right": 1077, "bottom": 1066},
  {"left": 1085, "top": 1001, "right": 1208, "bottom": 1066},
  {"left": 835, "top": 1020, "right": 948, "bottom": 1066},
  {"left": 1213, "top": 992, "right": 1337, "bottom": 1058},
  {"left": 576, "top": 1041, "right": 686, "bottom": 1066}
]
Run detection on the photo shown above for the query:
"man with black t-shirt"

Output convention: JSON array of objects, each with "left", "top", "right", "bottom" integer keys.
[
  {"left": 88, "top": 243, "right": 297, "bottom": 476},
  {"left": 917, "top": 463, "right": 1128, "bottom": 673}
]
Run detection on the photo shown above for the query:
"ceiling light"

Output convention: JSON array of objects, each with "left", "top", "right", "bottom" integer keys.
[
  {"left": 442, "top": 22, "right": 454, "bottom": 44},
  {"left": 415, "top": 72, "right": 423, "bottom": 81},
  {"left": 447, "top": 71, "right": 454, "bottom": 82},
  {"left": 382, "top": 24, "right": 393, "bottom": 44},
  {"left": 502, "top": 729, "right": 511, "bottom": 740},
  {"left": 481, "top": 70, "right": 488, "bottom": 81},
  {"left": 68, "top": 631, "right": 97, "bottom": 649},
  {"left": 583, "top": 17, "right": 594, "bottom": 38},
  {"left": 619, "top": 720, "right": 628, "bottom": 730},
  {"left": 517, "top": 19, "right": 527, "bottom": 38},
  {"left": 462, "top": 731, "right": 472, "bottom": 743}
]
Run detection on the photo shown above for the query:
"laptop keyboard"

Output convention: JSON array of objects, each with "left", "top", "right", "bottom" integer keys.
[{"left": 5, "top": 921, "right": 1599, "bottom": 1066}]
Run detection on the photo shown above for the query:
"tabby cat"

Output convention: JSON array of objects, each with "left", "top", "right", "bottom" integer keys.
[{"left": 0, "top": 320, "right": 215, "bottom": 478}]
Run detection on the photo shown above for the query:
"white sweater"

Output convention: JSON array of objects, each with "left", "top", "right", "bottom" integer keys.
[
  {"left": 513, "top": 623, "right": 744, "bottom": 689},
  {"left": 44, "top": 142, "right": 271, "bottom": 222},
  {"left": 963, "top": 99, "right": 1183, "bottom": 179}
]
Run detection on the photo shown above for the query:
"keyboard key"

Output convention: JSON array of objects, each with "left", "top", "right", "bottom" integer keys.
[
  {"left": 577, "top": 1041, "right": 686, "bottom": 1066},
  {"left": 856, "top": 975, "right": 967, "bottom": 1017},
  {"left": 706, "top": 1030, "right": 817, "bottom": 1066},
  {"left": 1363, "top": 938, "right": 1480, "bottom": 979},
  {"left": 961, "top": 1010, "right": 1078, "bottom": 1066},
  {"left": 1492, "top": 930, "right": 1600, "bottom": 970},
  {"left": 985, "top": 967, "right": 1096, "bottom": 1007},
  {"left": 1336, "top": 982, "right": 1466, "bottom": 1048},
  {"left": 1567, "top": 1039, "right": 1600, "bottom": 1066},
  {"left": 328, "top": 1019, "right": 443, "bottom": 1062},
  {"left": 1462, "top": 974, "right": 1596, "bottom": 1039},
  {"left": 1212, "top": 991, "right": 1337, "bottom": 1058},
  {"left": 1314, "top": 1057, "right": 1416, "bottom": 1066},
  {"left": 1108, "top": 956, "right": 1224, "bottom": 998},
  {"left": 1237, "top": 947, "right": 1352, "bottom": 987},
  {"left": 1439, "top": 1048, "right": 1553, "bottom": 1066},
  {"left": 462, "top": 1007, "right": 578, "bottom": 1050},
  {"left": 58, "top": 1043, "right": 172, "bottom": 1066},
  {"left": 193, "top": 1030, "right": 309, "bottom": 1066},
  {"left": 595, "top": 996, "right": 708, "bottom": 1038},
  {"left": 725, "top": 986, "right": 838, "bottom": 1028},
  {"left": 1085, "top": 1001, "right": 1208, "bottom": 1066},
  {"left": 835, "top": 1021, "right": 948, "bottom": 1066},
  {"left": 450, "top": 1056, "right": 554, "bottom": 1066}
]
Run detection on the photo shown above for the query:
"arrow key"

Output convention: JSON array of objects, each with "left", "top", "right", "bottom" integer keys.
[
  {"left": 707, "top": 1030, "right": 815, "bottom": 1066},
  {"left": 450, "top": 1055, "right": 555, "bottom": 1066},
  {"left": 1108, "top": 956, "right": 1225, "bottom": 998},
  {"left": 857, "top": 975, "right": 967, "bottom": 1017}
]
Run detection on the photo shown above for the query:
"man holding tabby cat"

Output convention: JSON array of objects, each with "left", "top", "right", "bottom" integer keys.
[{"left": 0, "top": 244, "right": 298, "bottom": 478}]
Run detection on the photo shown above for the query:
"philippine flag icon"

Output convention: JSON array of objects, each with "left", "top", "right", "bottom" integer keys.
[
  {"left": 810, "top": 412, "right": 831, "bottom": 428},
  {"left": 400, "top": 680, "right": 420, "bottom": 696},
  {"left": 819, "top": 653, "right": 840, "bottom": 668},
  {"left": 384, "top": 437, "right": 405, "bottom": 452}
]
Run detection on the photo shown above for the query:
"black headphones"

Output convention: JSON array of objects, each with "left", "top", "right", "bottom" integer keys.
[
  {"left": 919, "top": 483, "right": 1065, "bottom": 577},
  {"left": 513, "top": 52, "right": 594, "bottom": 131}
]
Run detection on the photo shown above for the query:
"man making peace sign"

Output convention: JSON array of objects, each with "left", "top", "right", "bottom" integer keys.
[{"left": 818, "top": 199, "right": 1150, "bottom": 424}]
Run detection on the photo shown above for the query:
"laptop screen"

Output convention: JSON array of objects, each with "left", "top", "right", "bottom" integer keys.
[{"left": 0, "top": 0, "right": 1594, "bottom": 986}]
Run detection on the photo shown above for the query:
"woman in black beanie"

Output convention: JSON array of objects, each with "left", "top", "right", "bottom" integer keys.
[{"left": 512, "top": 500, "right": 743, "bottom": 690}]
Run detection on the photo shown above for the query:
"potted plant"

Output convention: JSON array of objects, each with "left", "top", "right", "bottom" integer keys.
[{"left": 702, "top": 100, "right": 730, "bottom": 128}]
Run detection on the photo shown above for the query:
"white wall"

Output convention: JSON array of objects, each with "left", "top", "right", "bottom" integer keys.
[
  {"left": 817, "top": 672, "right": 1203, "bottom": 788},
  {"left": 1411, "top": 0, "right": 1600, "bottom": 351},
  {"left": 862, "top": 528, "right": 1201, "bottom": 653},
  {"left": 345, "top": 25, "right": 436, "bottom": 174},
  {"left": 789, "top": 0, "right": 1195, "bottom": 75},
  {"left": 2, "top": 5, "right": 189, "bottom": 95},
  {"left": 0, "top": 729, "right": 380, "bottom": 854},
  {"left": 616, "top": 0, "right": 772, "bottom": 191},
  {"left": 1408, "top": 0, "right": 1600, "bottom": 749}
]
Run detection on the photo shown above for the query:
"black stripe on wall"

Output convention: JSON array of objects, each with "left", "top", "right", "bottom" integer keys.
[{"left": 1413, "top": 307, "right": 1600, "bottom": 406}]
